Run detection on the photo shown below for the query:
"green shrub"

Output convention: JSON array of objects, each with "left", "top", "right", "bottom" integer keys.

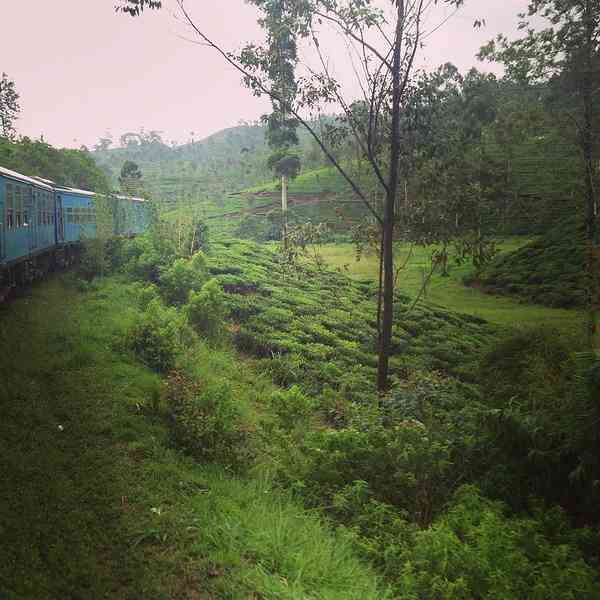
[
  {"left": 126, "top": 298, "right": 185, "bottom": 373},
  {"left": 271, "top": 414, "right": 454, "bottom": 527},
  {"left": 124, "top": 234, "right": 170, "bottom": 282},
  {"left": 135, "top": 282, "right": 160, "bottom": 309},
  {"left": 269, "top": 386, "right": 317, "bottom": 432},
  {"left": 165, "top": 369, "right": 253, "bottom": 469},
  {"left": 158, "top": 252, "right": 208, "bottom": 305},
  {"left": 395, "top": 485, "right": 600, "bottom": 599},
  {"left": 186, "top": 279, "right": 226, "bottom": 341},
  {"left": 263, "top": 353, "right": 307, "bottom": 387},
  {"left": 78, "top": 240, "right": 109, "bottom": 280}
]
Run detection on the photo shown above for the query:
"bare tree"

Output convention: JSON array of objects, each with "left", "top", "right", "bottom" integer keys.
[{"left": 119, "top": 0, "right": 466, "bottom": 391}]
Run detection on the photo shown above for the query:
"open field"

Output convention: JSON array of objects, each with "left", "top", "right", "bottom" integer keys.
[{"left": 318, "top": 240, "right": 584, "bottom": 332}]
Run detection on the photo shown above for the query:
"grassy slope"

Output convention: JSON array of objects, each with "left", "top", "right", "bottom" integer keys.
[
  {"left": 206, "top": 165, "right": 369, "bottom": 238},
  {"left": 473, "top": 216, "right": 586, "bottom": 308},
  {"left": 317, "top": 241, "right": 583, "bottom": 333},
  {"left": 244, "top": 165, "right": 353, "bottom": 196},
  {"left": 208, "top": 239, "right": 498, "bottom": 390},
  {"left": 0, "top": 277, "right": 384, "bottom": 599}
]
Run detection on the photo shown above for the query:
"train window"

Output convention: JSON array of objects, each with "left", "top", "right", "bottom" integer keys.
[
  {"left": 38, "top": 194, "right": 42, "bottom": 225},
  {"left": 5, "top": 183, "right": 13, "bottom": 229},
  {"left": 15, "top": 186, "right": 22, "bottom": 228}
]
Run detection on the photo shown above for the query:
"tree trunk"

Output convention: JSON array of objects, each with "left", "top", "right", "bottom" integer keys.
[
  {"left": 582, "top": 0, "right": 597, "bottom": 349},
  {"left": 376, "top": 233, "right": 384, "bottom": 342},
  {"left": 377, "top": 0, "right": 404, "bottom": 392},
  {"left": 281, "top": 174, "right": 288, "bottom": 247}
]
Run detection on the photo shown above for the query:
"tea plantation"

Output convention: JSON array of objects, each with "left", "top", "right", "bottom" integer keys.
[
  {"left": 472, "top": 215, "right": 588, "bottom": 308},
  {"left": 207, "top": 239, "right": 497, "bottom": 396}
]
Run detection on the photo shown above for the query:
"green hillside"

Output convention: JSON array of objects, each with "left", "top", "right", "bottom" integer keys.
[
  {"left": 245, "top": 164, "right": 354, "bottom": 196},
  {"left": 470, "top": 216, "right": 587, "bottom": 308},
  {"left": 92, "top": 124, "right": 331, "bottom": 205},
  {"left": 93, "top": 126, "right": 273, "bottom": 201},
  {"left": 208, "top": 239, "right": 498, "bottom": 388}
]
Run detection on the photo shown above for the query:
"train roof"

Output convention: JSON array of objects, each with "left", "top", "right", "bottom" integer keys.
[
  {"left": 114, "top": 194, "right": 146, "bottom": 203},
  {"left": 33, "top": 176, "right": 56, "bottom": 185},
  {"left": 56, "top": 186, "right": 96, "bottom": 197},
  {"left": 57, "top": 188, "right": 146, "bottom": 203},
  {"left": 0, "top": 166, "right": 54, "bottom": 190},
  {"left": 0, "top": 167, "right": 148, "bottom": 203}
]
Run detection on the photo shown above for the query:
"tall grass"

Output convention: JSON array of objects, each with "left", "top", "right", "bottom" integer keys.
[{"left": 0, "top": 275, "right": 384, "bottom": 599}]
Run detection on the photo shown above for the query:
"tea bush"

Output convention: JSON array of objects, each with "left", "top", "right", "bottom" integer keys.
[
  {"left": 479, "top": 327, "right": 600, "bottom": 519},
  {"left": 186, "top": 279, "right": 227, "bottom": 342},
  {"left": 158, "top": 251, "right": 209, "bottom": 305},
  {"left": 473, "top": 215, "right": 588, "bottom": 308},
  {"left": 126, "top": 298, "right": 187, "bottom": 373},
  {"left": 269, "top": 386, "right": 317, "bottom": 432},
  {"left": 394, "top": 485, "right": 600, "bottom": 599},
  {"left": 206, "top": 239, "right": 497, "bottom": 397},
  {"left": 164, "top": 369, "right": 253, "bottom": 469}
]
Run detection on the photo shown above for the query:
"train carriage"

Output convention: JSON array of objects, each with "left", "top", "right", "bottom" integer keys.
[
  {"left": 1, "top": 164, "right": 152, "bottom": 296},
  {"left": 114, "top": 194, "right": 149, "bottom": 236},
  {"left": 0, "top": 166, "right": 57, "bottom": 272},
  {"left": 57, "top": 187, "right": 97, "bottom": 243}
]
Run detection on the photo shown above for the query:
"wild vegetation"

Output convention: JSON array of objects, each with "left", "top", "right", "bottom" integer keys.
[
  {"left": 0, "top": 135, "right": 109, "bottom": 190},
  {"left": 472, "top": 215, "right": 588, "bottom": 308},
  {"left": 2, "top": 0, "right": 600, "bottom": 597}
]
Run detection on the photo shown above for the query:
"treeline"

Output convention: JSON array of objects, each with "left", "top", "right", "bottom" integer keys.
[
  {"left": 319, "top": 62, "right": 587, "bottom": 247},
  {"left": 0, "top": 136, "right": 110, "bottom": 191}
]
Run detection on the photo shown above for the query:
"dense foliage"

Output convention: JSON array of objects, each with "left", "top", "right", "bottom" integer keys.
[
  {"left": 471, "top": 215, "right": 588, "bottom": 307},
  {"left": 0, "top": 136, "right": 110, "bottom": 190}
]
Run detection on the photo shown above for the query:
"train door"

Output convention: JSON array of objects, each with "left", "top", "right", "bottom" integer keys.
[
  {"left": 55, "top": 193, "right": 64, "bottom": 243},
  {"left": 25, "top": 185, "right": 36, "bottom": 253},
  {"left": 28, "top": 187, "right": 38, "bottom": 252}
]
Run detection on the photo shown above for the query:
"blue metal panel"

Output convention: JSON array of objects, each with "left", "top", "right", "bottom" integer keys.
[
  {"left": 61, "top": 190, "right": 97, "bottom": 243},
  {"left": 29, "top": 187, "right": 55, "bottom": 255}
]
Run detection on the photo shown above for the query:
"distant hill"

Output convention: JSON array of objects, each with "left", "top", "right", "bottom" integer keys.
[
  {"left": 92, "top": 124, "right": 328, "bottom": 205},
  {"left": 469, "top": 215, "right": 587, "bottom": 308},
  {"left": 93, "top": 125, "right": 271, "bottom": 201}
]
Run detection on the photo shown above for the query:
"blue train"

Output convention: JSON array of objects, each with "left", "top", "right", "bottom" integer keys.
[{"left": 0, "top": 165, "right": 151, "bottom": 295}]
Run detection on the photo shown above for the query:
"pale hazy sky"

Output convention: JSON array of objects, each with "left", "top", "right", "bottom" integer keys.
[{"left": 0, "top": 0, "right": 531, "bottom": 149}]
